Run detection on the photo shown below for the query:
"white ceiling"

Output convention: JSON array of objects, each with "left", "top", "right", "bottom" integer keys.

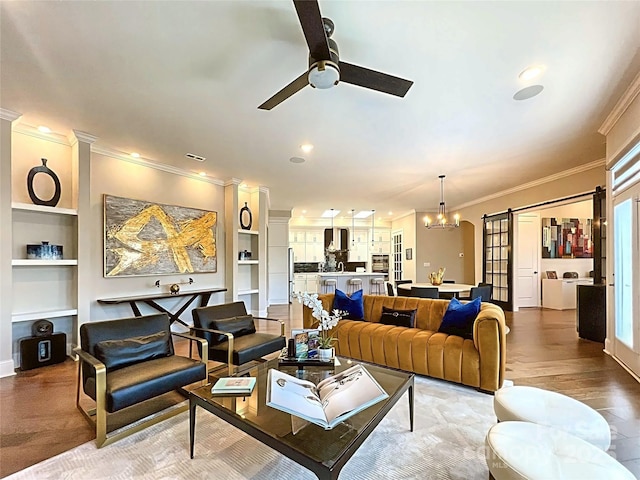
[{"left": 2, "top": 1, "right": 639, "bottom": 221}]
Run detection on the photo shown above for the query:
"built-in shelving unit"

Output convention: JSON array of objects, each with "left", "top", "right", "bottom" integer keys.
[
  {"left": 12, "top": 259, "right": 78, "bottom": 266},
  {"left": 12, "top": 309, "right": 78, "bottom": 323},
  {"left": 1, "top": 119, "right": 95, "bottom": 373}
]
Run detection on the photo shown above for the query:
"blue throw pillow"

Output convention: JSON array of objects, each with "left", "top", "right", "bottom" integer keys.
[
  {"left": 333, "top": 289, "right": 364, "bottom": 320},
  {"left": 438, "top": 297, "right": 481, "bottom": 340}
]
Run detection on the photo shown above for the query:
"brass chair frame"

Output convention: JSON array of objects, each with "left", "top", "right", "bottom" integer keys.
[
  {"left": 190, "top": 316, "right": 285, "bottom": 376},
  {"left": 75, "top": 331, "right": 208, "bottom": 448}
]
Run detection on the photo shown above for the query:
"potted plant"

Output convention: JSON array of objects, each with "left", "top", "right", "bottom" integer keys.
[{"left": 295, "top": 292, "right": 344, "bottom": 360}]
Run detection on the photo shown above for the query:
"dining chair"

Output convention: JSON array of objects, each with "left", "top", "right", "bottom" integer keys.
[
  {"left": 443, "top": 280, "right": 455, "bottom": 284},
  {"left": 407, "top": 286, "right": 439, "bottom": 299},
  {"left": 385, "top": 281, "right": 395, "bottom": 296},
  {"left": 461, "top": 285, "right": 492, "bottom": 302}
]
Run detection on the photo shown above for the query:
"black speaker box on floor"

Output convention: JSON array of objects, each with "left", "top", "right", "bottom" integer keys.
[{"left": 19, "top": 332, "right": 67, "bottom": 371}]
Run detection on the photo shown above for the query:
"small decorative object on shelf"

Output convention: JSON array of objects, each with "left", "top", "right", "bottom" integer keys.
[
  {"left": 239, "top": 202, "right": 252, "bottom": 230},
  {"left": 238, "top": 250, "right": 252, "bottom": 260},
  {"left": 155, "top": 278, "right": 194, "bottom": 294},
  {"left": 429, "top": 267, "right": 446, "bottom": 286},
  {"left": 27, "top": 158, "right": 61, "bottom": 207},
  {"left": 26, "top": 241, "right": 63, "bottom": 260}
]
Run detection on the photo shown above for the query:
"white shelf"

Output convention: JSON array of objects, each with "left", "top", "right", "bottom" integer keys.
[
  {"left": 238, "top": 289, "right": 259, "bottom": 296},
  {"left": 238, "top": 229, "right": 259, "bottom": 235},
  {"left": 238, "top": 260, "right": 259, "bottom": 265},
  {"left": 12, "top": 202, "right": 77, "bottom": 216},
  {"left": 12, "top": 259, "right": 78, "bottom": 266},
  {"left": 12, "top": 308, "right": 78, "bottom": 323}
]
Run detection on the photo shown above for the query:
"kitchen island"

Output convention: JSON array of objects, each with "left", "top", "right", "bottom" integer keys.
[{"left": 316, "top": 272, "right": 387, "bottom": 295}]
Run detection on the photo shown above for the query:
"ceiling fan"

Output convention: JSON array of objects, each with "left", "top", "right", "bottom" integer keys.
[{"left": 258, "top": 0, "right": 414, "bottom": 110}]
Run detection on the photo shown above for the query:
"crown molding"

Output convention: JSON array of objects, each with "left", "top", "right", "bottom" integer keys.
[
  {"left": 0, "top": 108, "right": 21, "bottom": 122},
  {"left": 392, "top": 209, "right": 417, "bottom": 222},
  {"left": 12, "top": 122, "right": 71, "bottom": 146},
  {"left": 224, "top": 178, "right": 242, "bottom": 187},
  {"left": 71, "top": 130, "right": 98, "bottom": 145},
  {"left": 598, "top": 70, "right": 640, "bottom": 136},
  {"left": 455, "top": 158, "right": 606, "bottom": 211},
  {"left": 92, "top": 145, "right": 224, "bottom": 185}
]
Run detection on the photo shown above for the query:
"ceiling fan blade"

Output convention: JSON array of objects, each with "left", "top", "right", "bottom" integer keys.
[
  {"left": 258, "top": 71, "right": 310, "bottom": 110},
  {"left": 293, "top": 0, "right": 330, "bottom": 60},
  {"left": 339, "top": 61, "right": 413, "bottom": 97}
]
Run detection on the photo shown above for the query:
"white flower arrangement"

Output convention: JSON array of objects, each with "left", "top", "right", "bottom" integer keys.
[{"left": 295, "top": 292, "right": 344, "bottom": 348}]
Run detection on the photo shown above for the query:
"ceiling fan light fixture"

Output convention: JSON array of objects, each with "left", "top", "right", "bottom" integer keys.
[{"left": 308, "top": 61, "right": 340, "bottom": 89}]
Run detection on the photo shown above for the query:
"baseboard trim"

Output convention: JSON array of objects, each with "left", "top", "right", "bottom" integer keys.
[
  {"left": 606, "top": 351, "right": 640, "bottom": 383},
  {"left": 0, "top": 359, "right": 16, "bottom": 378}
]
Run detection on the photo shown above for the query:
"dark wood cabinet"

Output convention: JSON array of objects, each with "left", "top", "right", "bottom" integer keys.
[{"left": 577, "top": 284, "right": 606, "bottom": 342}]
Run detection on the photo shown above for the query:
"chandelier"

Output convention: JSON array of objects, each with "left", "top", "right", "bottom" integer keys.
[{"left": 424, "top": 175, "right": 460, "bottom": 229}]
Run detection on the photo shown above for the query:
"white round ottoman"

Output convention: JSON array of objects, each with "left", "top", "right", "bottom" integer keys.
[
  {"left": 485, "top": 421, "right": 634, "bottom": 480},
  {"left": 494, "top": 386, "right": 611, "bottom": 450}
]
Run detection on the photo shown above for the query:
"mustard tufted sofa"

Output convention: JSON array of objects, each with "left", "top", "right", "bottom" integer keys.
[{"left": 302, "top": 294, "right": 507, "bottom": 392}]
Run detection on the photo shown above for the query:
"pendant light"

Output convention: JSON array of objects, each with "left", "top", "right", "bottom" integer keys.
[
  {"left": 424, "top": 175, "right": 460, "bottom": 229},
  {"left": 327, "top": 208, "right": 337, "bottom": 252},
  {"left": 351, "top": 209, "right": 355, "bottom": 247},
  {"left": 371, "top": 210, "right": 375, "bottom": 248}
]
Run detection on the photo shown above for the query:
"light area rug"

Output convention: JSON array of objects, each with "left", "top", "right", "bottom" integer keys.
[{"left": 7, "top": 376, "right": 499, "bottom": 480}]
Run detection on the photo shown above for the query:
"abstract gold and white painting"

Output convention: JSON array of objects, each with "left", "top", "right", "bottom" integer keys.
[{"left": 104, "top": 195, "right": 217, "bottom": 277}]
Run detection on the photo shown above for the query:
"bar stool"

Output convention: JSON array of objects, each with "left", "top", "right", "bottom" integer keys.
[
  {"left": 322, "top": 278, "right": 337, "bottom": 294},
  {"left": 347, "top": 278, "right": 362, "bottom": 294},
  {"left": 370, "top": 277, "right": 385, "bottom": 295}
]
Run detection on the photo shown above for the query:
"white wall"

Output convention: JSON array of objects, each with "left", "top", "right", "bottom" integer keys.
[{"left": 89, "top": 153, "right": 227, "bottom": 324}]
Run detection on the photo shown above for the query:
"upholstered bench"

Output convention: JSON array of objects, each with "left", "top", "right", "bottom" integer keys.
[
  {"left": 485, "top": 421, "right": 634, "bottom": 480},
  {"left": 494, "top": 385, "right": 611, "bottom": 450}
]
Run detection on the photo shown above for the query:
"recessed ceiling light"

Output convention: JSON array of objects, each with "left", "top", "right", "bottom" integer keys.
[
  {"left": 388, "top": 211, "right": 393, "bottom": 216},
  {"left": 130, "top": 152, "right": 140, "bottom": 158},
  {"left": 198, "top": 172, "right": 207, "bottom": 177},
  {"left": 240, "top": 183, "right": 248, "bottom": 188},
  {"left": 290, "top": 157, "right": 305, "bottom": 164},
  {"left": 321, "top": 209, "right": 340, "bottom": 218},
  {"left": 302, "top": 210, "right": 307, "bottom": 214},
  {"left": 37, "top": 125, "right": 51, "bottom": 133},
  {"left": 518, "top": 65, "right": 545, "bottom": 81},
  {"left": 354, "top": 210, "right": 374, "bottom": 219},
  {"left": 513, "top": 85, "right": 544, "bottom": 101},
  {"left": 300, "top": 144, "right": 314, "bottom": 153}
]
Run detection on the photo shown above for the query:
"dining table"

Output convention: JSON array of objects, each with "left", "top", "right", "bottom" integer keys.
[{"left": 396, "top": 282, "right": 476, "bottom": 298}]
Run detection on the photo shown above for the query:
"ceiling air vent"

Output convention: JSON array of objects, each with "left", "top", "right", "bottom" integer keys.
[{"left": 185, "top": 153, "right": 206, "bottom": 162}]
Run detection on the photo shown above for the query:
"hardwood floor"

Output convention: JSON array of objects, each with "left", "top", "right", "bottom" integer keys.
[{"left": 1, "top": 305, "right": 639, "bottom": 478}]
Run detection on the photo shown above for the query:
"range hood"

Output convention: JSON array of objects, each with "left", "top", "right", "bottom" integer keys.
[{"left": 324, "top": 228, "right": 349, "bottom": 251}]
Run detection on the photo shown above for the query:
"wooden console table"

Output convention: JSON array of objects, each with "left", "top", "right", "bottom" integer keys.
[{"left": 97, "top": 288, "right": 227, "bottom": 327}]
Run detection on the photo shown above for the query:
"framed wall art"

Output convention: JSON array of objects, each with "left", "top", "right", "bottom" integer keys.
[
  {"left": 541, "top": 217, "right": 593, "bottom": 259},
  {"left": 104, "top": 194, "right": 217, "bottom": 277}
]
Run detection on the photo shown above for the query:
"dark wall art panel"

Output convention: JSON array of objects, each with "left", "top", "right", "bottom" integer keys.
[{"left": 104, "top": 195, "right": 217, "bottom": 277}]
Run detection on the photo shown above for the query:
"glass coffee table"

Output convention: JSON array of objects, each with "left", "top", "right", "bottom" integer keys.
[{"left": 189, "top": 356, "right": 414, "bottom": 480}]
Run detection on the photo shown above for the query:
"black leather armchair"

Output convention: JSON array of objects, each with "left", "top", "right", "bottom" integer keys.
[
  {"left": 75, "top": 313, "right": 207, "bottom": 447},
  {"left": 191, "top": 301, "right": 286, "bottom": 376}
]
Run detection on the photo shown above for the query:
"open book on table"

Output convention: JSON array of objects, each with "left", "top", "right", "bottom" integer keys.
[{"left": 266, "top": 364, "right": 389, "bottom": 430}]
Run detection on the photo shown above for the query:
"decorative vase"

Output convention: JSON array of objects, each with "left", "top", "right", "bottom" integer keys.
[
  {"left": 318, "top": 347, "right": 334, "bottom": 361},
  {"left": 239, "top": 202, "right": 252, "bottom": 230},
  {"left": 27, "top": 158, "right": 61, "bottom": 207}
]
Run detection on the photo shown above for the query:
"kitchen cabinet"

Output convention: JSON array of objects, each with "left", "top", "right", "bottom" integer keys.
[{"left": 293, "top": 273, "right": 318, "bottom": 294}]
